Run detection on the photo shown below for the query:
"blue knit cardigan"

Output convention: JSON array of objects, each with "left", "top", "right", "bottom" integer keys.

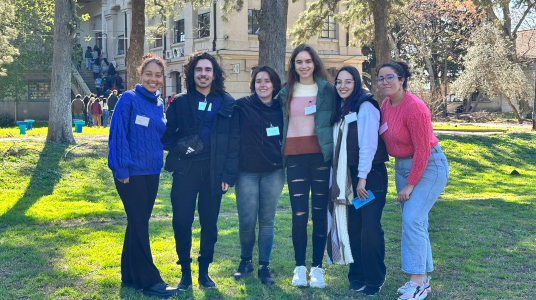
[{"left": 108, "top": 84, "right": 166, "bottom": 179}]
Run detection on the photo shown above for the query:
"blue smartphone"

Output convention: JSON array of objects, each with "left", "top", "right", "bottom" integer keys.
[{"left": 351, "top": 190, "right": 375, "bottom": 210}]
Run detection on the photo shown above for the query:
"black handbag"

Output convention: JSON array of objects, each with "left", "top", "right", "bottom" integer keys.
[{"left": 175, "top": 99, "right": 211, "bottom": 158}]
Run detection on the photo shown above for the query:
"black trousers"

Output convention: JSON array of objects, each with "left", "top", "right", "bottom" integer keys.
[
  {"left": 171, "top": 159, "right": 222, "bottom": 266},
  {"left": 347, "top": 163, "right": 388, "bottom": 287},
  {"left": 115, "top": 175, "right": 163, "bottom": 289},
  {"left": 287, "top": 153, "right": 331, "bottom": 267}
]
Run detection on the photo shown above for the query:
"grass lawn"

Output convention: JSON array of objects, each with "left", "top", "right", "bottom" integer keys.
[
  {"left": 0, "top": 132, "right": 535, "bottom": 299},
  {"left": 0, "top": 122, "right": 110, "bottom": 138}
]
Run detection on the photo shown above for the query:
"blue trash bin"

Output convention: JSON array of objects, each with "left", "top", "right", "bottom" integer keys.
[
  {"left": 17, "top": 121, "right": 28, "bottom": 135},
  {"left": 24, "top": 120, "right": 35, "bottom": 130},
  {"left": 73, "top": 120, "right": 85, "bottom": 133}
]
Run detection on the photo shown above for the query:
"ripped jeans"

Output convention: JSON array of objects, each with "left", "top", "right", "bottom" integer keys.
[{"left": 287, "top": 153, "right": 331, "bottom": 268}]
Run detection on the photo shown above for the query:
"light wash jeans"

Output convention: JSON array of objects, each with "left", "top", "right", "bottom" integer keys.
[
  {"left": 87, "top": 111, "right": 93, "bottom": 127},
  {"left": 102, "top": 109, "right": 109, "bottom": 127},
  {"left": 73, "top": 113, "right": 83, "bottom": 120},
  {"left": 235, "top": 168, "right": 285, "bottom": 265},
  {"left": 395, "top": 144, "right": 449, "bottom": 274}
]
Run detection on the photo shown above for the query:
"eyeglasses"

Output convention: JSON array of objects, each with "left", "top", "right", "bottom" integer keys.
[
  {"left": 377, "top": 74, "right": 402, "bottom": 83},
  {"left": 334, "top": 80, "right": 355, "bottom": 86}
]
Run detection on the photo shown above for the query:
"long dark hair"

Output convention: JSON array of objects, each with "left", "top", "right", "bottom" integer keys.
[
  {"left": 249, "top": 65, "right": 282, "bottom": 97},
  {"left": 286, "top": 44, "right": 329, "bottom": 109},
  {"left": 330, "top": 66, "right": 366, "bottom": 125},
  {"left": 183, "top": 51, "right": 225, "bottom": 95}
]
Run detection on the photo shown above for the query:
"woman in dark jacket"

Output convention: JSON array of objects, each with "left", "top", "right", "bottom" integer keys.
[
  {"left": 327, "top": 66, "right": 389, "bottom": 296},
  {"left": 232, "top": 66, "right": 284, "bottom": 285}
]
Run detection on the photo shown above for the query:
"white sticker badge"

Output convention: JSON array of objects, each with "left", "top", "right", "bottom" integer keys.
[
  {"left": 304, "top": 105, "right": 316, "bottom": 115},
  {"left": 345, "top": 112, "right": 357, "bottom": 124},
  {"left": 266, "top": 126, "right": 280, "bottom": 136},
  {"left": 135, "top": 115, "right": 150, "bottom": 127},
  {"left": 379, "top": 122, "right": 388, "bottom": 135},
  {"left": 198, "top": 102, "right": 212, "bottom": 111}
]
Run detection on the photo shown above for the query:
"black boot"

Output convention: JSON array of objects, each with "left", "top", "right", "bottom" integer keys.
[
  {"left": 142, "top": 282, "right": 179, "bottom": 298},
  {"left": 258, "top": 265, "right": 274, "bottom": 285},
  {"left": 198, "top": 262, "right": 216, "bottom": 288},
  {"left": 178, "top": 263, "right": 192, "bottom": 291},
  {"left": 233, "top": 260, "right": 254, "bottom": 279}
]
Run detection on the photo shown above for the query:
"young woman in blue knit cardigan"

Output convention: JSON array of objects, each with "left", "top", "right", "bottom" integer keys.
[{"left": 107, "top": 53, "right": 178, "bottom": 298}]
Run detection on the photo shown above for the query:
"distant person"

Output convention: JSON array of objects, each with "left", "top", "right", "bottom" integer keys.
[
  {"left": 108, "top": 89, "right": 119, "bottom": 122},
  {"left": 83, "top": 95, "right": 90, "bottom": 125},
  {"left": 101, "top": 96, "right": 109, "bottom": 127},
  {"left": 95, "top": 75, "right": 103, "bottom": 96},
  {"left": 378, "top": 61, "right": 449, "bottom": 300},
  {"left": 87, "top": 97, "right": 95, "bottom": 127},
  {"left": 108, "top": 52, "right": 179, "bottom": 298},
  {"left": 93, "top": 45, "right": 101, "bottom": 58},
  {"left": 91, "top": 97, "right": 103, "bottom": 126},
  {"left": 101, "top": 58, "right": 110, "bottom": 76},
  {"left": 71, "top": 94, "right": 85, "bottom": 120},
  {"left": 92, "top": 57, "right": 100, "bottom": 79},
  {"left": 108, "top": 62, "right": 117, "bottom": 77},
  {"left": 115, "top": 74, "right": 124, "bottom": 90},
  {"left": 166, "top": 92, "right": 176, "bottom": 107},
  {"left": 104, "top": 87, "right": 112, "bottom": 99},
  {"left": 85, "top": 46, "right": 93, "bottom": 70}
]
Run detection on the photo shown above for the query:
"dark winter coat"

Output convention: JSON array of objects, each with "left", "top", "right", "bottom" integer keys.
[
  {"left": 236, "top": 94, "right": 284, "bottom": 173},
  {"left": 161, "top": 90, "right": 239, "bottom": 196}
]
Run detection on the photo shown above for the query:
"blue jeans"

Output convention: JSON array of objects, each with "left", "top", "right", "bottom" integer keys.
[
  {"left": 87, "top": 111, "right": 93, "bottom": 126},
  {"left": 73, "top": 113, "right": 83, "bottom": 120},
  {"left": 395, "top": 144, "right": 449, "bottom": 274},
  {"left": 102, "top": 109, "right": 109, "bottom": 127},
  {"left": 235, "top": 168, "right": 285, "bottom": 265}
]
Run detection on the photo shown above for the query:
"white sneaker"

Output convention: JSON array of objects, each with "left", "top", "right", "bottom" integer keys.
[
  {"left": 309, "top": 266, "right": 325, "bottom": 288},
  {"left": 397, "top": 277, "right": 430, "bottom": 300},
  {"left": 292, "top": 266, "right": 307, "bottom": 287},
  {"left": 397, "top": 277, "right": 432, "bottom": 294}
]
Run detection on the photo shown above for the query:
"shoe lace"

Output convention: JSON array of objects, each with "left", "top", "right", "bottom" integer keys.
[
  {"left": 294, "top": 266, "right": 307, "bottom": 275},
  {"left": 310, "top": 267, "right": 325, "bottom": 277}
]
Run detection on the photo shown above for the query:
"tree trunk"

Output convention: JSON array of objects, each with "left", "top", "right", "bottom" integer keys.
[
  {"left": 259, "top": 0, "right": 288, "bottom": 83},
  {"left": 46, "top": 0, "right": 76, "bottom": 144},
  {"left": 503, "top": 95, "right": 523, "bottom": 124},
  {"left": 468, "top": 92, "right": 482, "bottom": 113},
  {"left": 126, "top": 0, "right": 145, "bottom": 90},
  {"left": 371, "top": 0, "right": 390, "bottom": 99}
]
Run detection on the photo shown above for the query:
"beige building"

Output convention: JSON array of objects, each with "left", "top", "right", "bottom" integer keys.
[{"left": 0, "top": 0, "right": 366, "bottom": 121}]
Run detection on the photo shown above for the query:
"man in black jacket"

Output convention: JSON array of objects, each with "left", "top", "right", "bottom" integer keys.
[{"left": 161, "top": 51, "right": 239, "bottom": 290}]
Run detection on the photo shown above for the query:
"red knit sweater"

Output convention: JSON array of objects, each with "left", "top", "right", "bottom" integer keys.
[{"left": 380, "top": 91, "right": 439, "bottom": 185}]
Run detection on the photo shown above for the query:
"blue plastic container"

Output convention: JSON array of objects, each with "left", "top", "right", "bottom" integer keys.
[
  {"left": 17, "top": 121, "right": 28, "bottom": 135},
  {"left": 73, "top": 120, "right": 85, "bottom": 133},
  {"left": 24, "top": 119, "right": 35, "bottom": 130}
]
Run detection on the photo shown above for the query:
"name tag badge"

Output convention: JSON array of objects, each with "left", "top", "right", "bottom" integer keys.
[
  {"left": 345, "top": 112, "right": 357, "bottom": 124},
  {"left": 198, "top": 102, "right": 212, "bottom": 111},
  {"left": 266, "top": 126, "right": 280, "bottom": 136},
  {"left": 304, "top": 105, "right": 316, "bottom": 115},
  {"left": 135, "top": 115, "right": 150, "bottom": 127},
  {"left": 379, "top": 122, "right": 388, "bottom": 135}
]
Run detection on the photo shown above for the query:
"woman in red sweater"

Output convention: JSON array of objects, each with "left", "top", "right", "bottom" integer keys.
[{"left": 378, "top": 62, "right": 449, "bottom": 300}]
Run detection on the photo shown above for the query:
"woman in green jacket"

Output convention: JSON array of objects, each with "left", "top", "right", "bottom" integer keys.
[{"left": 277, "top": 44, "right": 334, "bottom": 289}]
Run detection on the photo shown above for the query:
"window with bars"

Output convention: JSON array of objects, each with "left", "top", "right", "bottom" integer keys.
[
  {"left": 197, "top": 12, "right": 210, "bottom": 38},
  {"left": 321, "top": 15, "right": 337, "bottom": 39},
  {"left": 117, "top": 35, "right": 125, "bottom": 55},
  {"left": 174, "top": 19, "right": 185, "bottom": 43},
  {"left": 248, "top": 9, "right": 260, "bottom": 35},
  {"left": 28, "top": 82, "right": 51, "bottom": 102},
  {"left": 95, "top": 32, "right": 103, "bottom": 49}
]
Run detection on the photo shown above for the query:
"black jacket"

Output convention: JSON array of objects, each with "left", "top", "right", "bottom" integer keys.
[
  {"left": 346, "top": 93, "right": 389, "bottom": 166},
  {"left": 161, "top": 90, "right": 239, "bottom": 196},
  {"left": 236, "top": 94, "right": 284, "bottom": 173}
]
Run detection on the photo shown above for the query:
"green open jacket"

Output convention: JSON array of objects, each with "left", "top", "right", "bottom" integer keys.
[{"left": 276, "top": 75, "right": 335, "bottom": 165}]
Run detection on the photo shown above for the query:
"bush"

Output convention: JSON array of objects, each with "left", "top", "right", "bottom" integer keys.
[{"left": 0, "top": 112, "right": 15, "bottom": 127}]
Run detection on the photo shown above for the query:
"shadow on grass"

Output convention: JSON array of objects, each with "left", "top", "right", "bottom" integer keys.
[{"left": 0, "top": 142, "right": 68, "bottom": 229}]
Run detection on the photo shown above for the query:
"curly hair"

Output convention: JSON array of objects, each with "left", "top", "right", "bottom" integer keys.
[
  {"left": 137, "top": 52, "right": 166, "bottom": 76},
  {"left": 183, "top": 51, "right": 226, "bottom": 95}
]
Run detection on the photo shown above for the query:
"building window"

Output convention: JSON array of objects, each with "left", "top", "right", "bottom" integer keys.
[
  {"left": 117, "top": 35, "right": 125, "bottom": 55},
  {"left": 248, "top": 9, "right": 260, "bottom": 35},
  {"left": 197, "top": 12, "right": 210, "bottom": 38},
  {"left": 175, "top": 72, "right": 182, "bottom": 94},
  {"left": 321, "top": 15, "right": 336, "bottom": 39},
  {"left": 174, "top": 19, "right": 185, "bottom": 43},
  {"left": 95, "top": 32, "right": 103, "bottom": 49},
  {"left": 153, "top": 34, "right": 163, "bottom": 48},
  {"left": 28, "top": 82, "right": 51, "bottom": 102}
]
